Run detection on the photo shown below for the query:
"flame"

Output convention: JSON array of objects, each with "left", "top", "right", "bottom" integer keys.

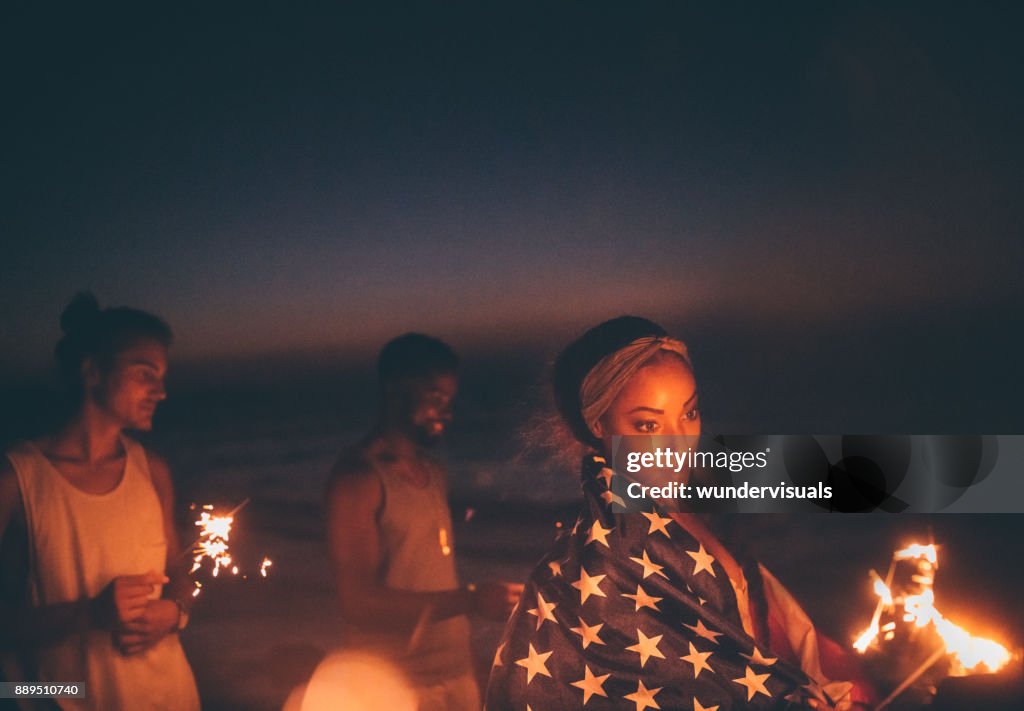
[
  {"left": 853, "top": 543, "right": 1010, "bottom": 674},
  {"left": 260, "top": 557, "right": 273, "bottom": 578},
  {"left": 873, "top": 578, "right": 893, "bottom": 607},
  {"left": 894, "top": 543, "right": 937, "bottom": 564},
  {"left": 854, "top": 622, "right": 880, "bottom": 653}
]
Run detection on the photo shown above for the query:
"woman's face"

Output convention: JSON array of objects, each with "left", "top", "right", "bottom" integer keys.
[{"left": 593, "top": 352, "right": 700, "bottom": 452}]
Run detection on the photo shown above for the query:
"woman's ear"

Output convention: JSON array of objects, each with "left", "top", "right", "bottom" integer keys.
[{"left": 590, "top": 419, "right": 604, "bottom": 439}]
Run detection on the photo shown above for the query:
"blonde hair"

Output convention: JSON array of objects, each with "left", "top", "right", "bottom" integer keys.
[{"left": 579, "top": 336, "right": 690, "bottom": 437}]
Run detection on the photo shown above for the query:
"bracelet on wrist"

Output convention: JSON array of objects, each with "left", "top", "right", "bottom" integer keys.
[{"left": 171, "top": 598, "right": 189, "bottom": 632}]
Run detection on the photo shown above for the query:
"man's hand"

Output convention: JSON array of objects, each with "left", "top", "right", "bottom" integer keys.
[
  {"left": 113, "top": 598, "right": 178, "bottom": 656},
  {"left": 90, "top": 571, "right": 167, "bottom": 631},
  {"left": 471, "top": 581, "right": 524, "bottom": 621}
]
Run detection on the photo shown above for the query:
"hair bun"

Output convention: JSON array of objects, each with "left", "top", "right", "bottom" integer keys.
[{"left": 59, "top": 292, "right": 101, "bottom": 336}]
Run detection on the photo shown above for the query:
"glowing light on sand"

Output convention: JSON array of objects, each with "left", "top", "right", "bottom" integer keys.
[{"left": 283, "top": 651, "right": 416, "bottom": 711}]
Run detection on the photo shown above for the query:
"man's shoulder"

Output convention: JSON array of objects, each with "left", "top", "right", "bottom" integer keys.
[
  {"left": 326, "top": 446, "right": 385, "bottom": 519},
  {"left": 327, "top": 445, "right": 382, "bottom": 492},
  {"left": 331, "top": 443, "right": 374, "bottom": 475},
  {"left": 2, "top": 438, "right": 36, "bottom": 461},
  {"left": 1, "top": 440, "right": 38, "bottom": 486}
]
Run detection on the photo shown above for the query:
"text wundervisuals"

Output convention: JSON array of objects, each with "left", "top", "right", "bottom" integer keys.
[{"left": 626, "top": 481, "right": 833, "bottom": 500}]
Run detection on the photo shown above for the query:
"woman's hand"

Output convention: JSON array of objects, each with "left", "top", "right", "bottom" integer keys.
[{"left": 471, "top": 581, "right": 524, "bottom": 621}]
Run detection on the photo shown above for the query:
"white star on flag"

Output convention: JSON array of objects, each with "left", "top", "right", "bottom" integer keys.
[
  {"left": 680, "top": 642, "right": 714, "bottom": 678},
  {"left": 586, "top": 519, "right": 612, "bottom": 547},
  {"left": 570, "top": 617, "right": 606, "bottom": 649},
  {"left": 686, "top": 544, "right": 716, "bottom": 577},
  {"left": 626, "top": 629, "right": 666, "bottom": 668},
  {"left": 741, "top": 646, "right": 777, "bottom": 666},
  {"left": 526, "top": 591, "right": 557, "bottom": 631},
  {"left": 640, "top": 510, "right": 673, "bottom": 537},
  {"left": 515, "top": 643, "right": 553, "bottom": 684},
  {"left": 572, "top": 568, "right": 608, "bottom": 604},
  {"left": 629, "top": 549, "right": 668, "bottom": 579},
  {"left": 570, "top": 664, "right": 610, "bottom": 704},
  {"left": 733, "top": 665, "right": 772, "bottom": 701},
  {"left": 624, "top": 680, "right": 662, "bottom": 711},
  {"left": 683, "top": 619, "right": 723, "bottom": 645},
  {"left": 622, "top": 583, "right": 663, "bottom": 612}
]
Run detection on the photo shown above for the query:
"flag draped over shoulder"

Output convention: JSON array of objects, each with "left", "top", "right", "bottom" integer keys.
[{"left": 486, "top": 455, "right": 813, "bottom": 711}]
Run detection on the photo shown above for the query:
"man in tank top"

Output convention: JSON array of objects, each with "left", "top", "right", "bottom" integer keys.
[
  {"left": 326, "top": 333, "right": 522, "bottom": 711},
  {"left": 0, "top": 294, "right": 199, "bottom": 711}
]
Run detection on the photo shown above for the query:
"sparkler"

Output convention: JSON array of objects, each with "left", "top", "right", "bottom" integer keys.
[
  {"left": 183, "top": 498, "right": 273, "bottom": 597},
  {"left": 853, "top": 541, "right": 1013, "bottom": 711}
]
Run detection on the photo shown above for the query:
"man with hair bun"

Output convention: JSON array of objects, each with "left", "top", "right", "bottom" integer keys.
[
  {"left": 325, "top": 333, "right": 523, "bottom": 711},
  {"left": 0, "top": 293, "right": 200, "bottom": 710}
]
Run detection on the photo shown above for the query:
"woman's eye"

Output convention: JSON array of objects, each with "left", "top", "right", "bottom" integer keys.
[
  {"left": 634, "top": 420, "right": 660, "bottom": 433},
  {"left": 683, "top": 407, "right": 700, "bottom": 421}
]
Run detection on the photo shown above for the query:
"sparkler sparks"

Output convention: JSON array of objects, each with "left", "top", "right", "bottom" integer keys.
[
  {"left": 190, "top": 509, "right": 237, "bottom": 578},
  {"left": 186, "top": 499, "right": 273, "bottom": 597},
  {"left": 853, "top": 542, "right": 1011, "bottom": 675}
]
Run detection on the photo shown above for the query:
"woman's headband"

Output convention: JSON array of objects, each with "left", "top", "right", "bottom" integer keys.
[{"left": 579, "top": 335, "right": 690, "bottom": 437}]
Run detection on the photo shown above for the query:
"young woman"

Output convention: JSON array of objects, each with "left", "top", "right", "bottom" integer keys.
[{"left": 486, "top": 316, "right": 873, "bottom": 710}]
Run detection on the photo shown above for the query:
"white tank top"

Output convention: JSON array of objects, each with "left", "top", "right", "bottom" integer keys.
[{"left": 6, "top": 437, "right": 200, "bottom": 711}]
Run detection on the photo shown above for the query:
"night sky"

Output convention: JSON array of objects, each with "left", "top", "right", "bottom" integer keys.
[{"left": 3, "top": 4, "right": 1022, "bottom": 429}]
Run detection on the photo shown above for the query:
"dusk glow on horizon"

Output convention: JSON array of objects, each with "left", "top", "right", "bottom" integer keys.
[{"left": 4, "top": 5, "right": 1021, "bottom": 372}]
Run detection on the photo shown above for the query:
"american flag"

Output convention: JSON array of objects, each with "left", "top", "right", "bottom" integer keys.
[{"left": 486, "top": 455, "right": 814, "bottom": 710}]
